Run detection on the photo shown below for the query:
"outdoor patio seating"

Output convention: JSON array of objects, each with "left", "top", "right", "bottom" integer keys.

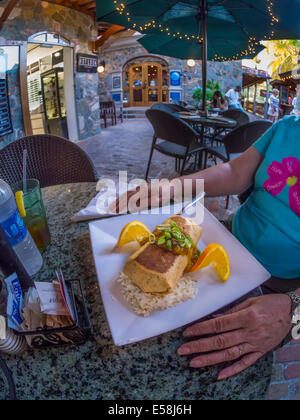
[
  {"left": 222, "top": 109, "right": 250, "bottom": 127},
  {"left": 100, "top": 101, "right": 118, "bottom": 128},
  {"left": 173, "top": 100, "right": 188, "bottom": 108},
  {"left": 203, "top": 120, "right": 272, "bottom": 208},
  {"left": 145, "top": 109, "right": 206, "bottom": 180},
  {"left": 151, "top": 103, "right": 188, "bottom": 114},
  {"left": 0, "top": 134, "right": 98, "bottom": 188},
  {"left": 203, "top": 120, "right": 272, "bottom": 167},
  {"left": 208, "top": 109, "right": 251, "bottom": 145}
]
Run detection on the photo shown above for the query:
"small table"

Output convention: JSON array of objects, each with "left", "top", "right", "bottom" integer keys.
[
  {"left": 175, "top": 113, "right": 238, "bottom": 130},
  {"left": 1, "top": 183, "right": 272, "bottom": 400}
]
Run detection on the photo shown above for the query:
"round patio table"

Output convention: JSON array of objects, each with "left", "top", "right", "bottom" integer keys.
[
  {"left": 175, "top": 112, "right": 238, "bottom": 130},
  {"left": 1, "top": 183, "right": 273, "bottom": 400}
]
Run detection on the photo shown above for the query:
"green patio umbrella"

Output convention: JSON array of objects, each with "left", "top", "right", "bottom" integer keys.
[
  {"left": 97, "top": 0, "right": 300, "bottom": 111},
  {"left": 138, "top": 33, "right": 264, "bottom": 61}
]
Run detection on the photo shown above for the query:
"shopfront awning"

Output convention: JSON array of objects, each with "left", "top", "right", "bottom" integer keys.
[{"left": 242, "top": 66, "right": 270, "bottom": 88}]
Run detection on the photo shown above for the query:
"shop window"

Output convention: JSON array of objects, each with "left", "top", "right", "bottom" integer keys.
[
  {"left": 28, "top": 32, "right": 70, "bottom": 47},
  {"left": 0, "top": 46, "right": 19, "bottom": 137}
]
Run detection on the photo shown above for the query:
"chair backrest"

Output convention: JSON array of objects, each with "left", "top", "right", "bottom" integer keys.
[
  {"left": 100, "top": 101, "right": 116, "bottom": 115},
  {"left": 223, "top": 120, "right": 272, "bottom": 156},
  {"left": 151, "top": 103, "right": 184, "bottom": 114},
  {"left": 173, "top": 100, "right": 188, "bottom": 108},
  {"left": 146, "top": 109, "right": 199, "bottom": 148},
  {"left": 222, "top": 109, "right": 250, "bottom": 127},
  {"left": 0, "top": 134, "right": 98, "bottom": 188}
]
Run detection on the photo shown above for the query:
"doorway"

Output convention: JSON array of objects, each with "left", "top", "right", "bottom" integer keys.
[
  {"left": 123, "top": 61, "right": 170, "bottom": 107},
  {"left": 26, "top": 32, "right": 78, "bottom": 140}
]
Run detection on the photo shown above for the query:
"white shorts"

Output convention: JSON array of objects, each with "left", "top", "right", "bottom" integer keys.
[{"left": 268, "top": 107, "right": 279, "bottom": 117}]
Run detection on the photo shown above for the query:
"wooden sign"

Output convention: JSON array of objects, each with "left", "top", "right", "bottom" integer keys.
[{"left": 77, "top": 53, "right": 98, "bottom": 73}]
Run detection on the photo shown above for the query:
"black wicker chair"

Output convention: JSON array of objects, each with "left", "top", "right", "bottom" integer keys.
[
  {"left": 151, "top": 103, "right": 187, "bottom": 114},
  {"left": 203, "top": 120, "right": 272, "bottom": 167},
  {"left": 173, "top": 100, "right": 188, "bottom": 108},
  {"left": 203, "top": 120, "right": 272, "bottom": 208},
  {"left": 145, "top": 109, "right": 206, "bottom": 181},
  {"left": 222, "top": 109, "right": 250, "bottom": 128},
  {"left": 0, "top": 134, "right": 98, "bottom": 188}
]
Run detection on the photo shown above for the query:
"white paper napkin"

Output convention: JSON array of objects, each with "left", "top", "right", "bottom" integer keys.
[
  {"left": 71, "top": 182, "right": 121, "bottom": 222},
  {"left": 71, "top": 179, "right": 207, "bottom": 223}
]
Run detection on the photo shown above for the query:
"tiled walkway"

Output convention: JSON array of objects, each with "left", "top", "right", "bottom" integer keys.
[
  {"left": 79, "top": 118, "right": 300, "bottom": 400},
  {"left": 79, "top": 118, "right": 178, "bottom": 182}
]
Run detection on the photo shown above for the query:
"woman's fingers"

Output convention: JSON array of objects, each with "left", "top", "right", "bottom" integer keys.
[
  {"left": 109, "top": 190, "right": 138, "bottom": 214},
  {"left": 178, "top": 330, "right": 245, "bottom": 356},
  {"left": 217, "top": 352, "right": 263, "bottom": 380},
  {"left": 183, "top": 309, "right": 248, "bottom": 339},
  {"left": 189, "top": 343, "right": 252, "bottom": 368}
]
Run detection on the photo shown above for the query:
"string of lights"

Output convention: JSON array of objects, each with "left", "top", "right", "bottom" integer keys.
[{"left": 112, "top": 0, "right": 279, "bottom": 61}]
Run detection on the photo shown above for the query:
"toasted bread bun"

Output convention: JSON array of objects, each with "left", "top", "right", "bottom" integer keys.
[{"left": 123, "top": 216, "right": 202, "bottom": 293}]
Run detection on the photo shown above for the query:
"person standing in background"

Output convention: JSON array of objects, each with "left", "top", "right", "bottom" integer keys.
[
  {"left": 225, "top": 86, "right": 243, "bottom": 111},
  {"left": 291, "top": 89, "right": 300, "bottom": 115},
  {"left": 268, "top": 89, "right": 280, "bottom": 123}
]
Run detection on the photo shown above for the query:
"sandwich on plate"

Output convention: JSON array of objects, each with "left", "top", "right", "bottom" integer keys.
[{"left": 116, "top": 215, "right": 230, "bottom": 317}]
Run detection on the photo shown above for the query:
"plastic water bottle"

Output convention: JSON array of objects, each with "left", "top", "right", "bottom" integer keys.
[{"left": 0, "top": 179, "right": 43, "bottom": 277}]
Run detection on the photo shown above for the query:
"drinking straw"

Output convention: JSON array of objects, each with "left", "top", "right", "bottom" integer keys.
[{"left": 22, "top": 149, "right": 27, "bottom": 194}]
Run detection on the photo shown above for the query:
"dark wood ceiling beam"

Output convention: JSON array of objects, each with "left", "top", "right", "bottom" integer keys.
[
  {"left": 77, "top": 0, "right": 93, "bottom": 5},
  {"left": 93, "top": 24, "right": 125, "bottom": 52},
  {"left": 81, "top": 0, "right": 95, "bottom": 8}
]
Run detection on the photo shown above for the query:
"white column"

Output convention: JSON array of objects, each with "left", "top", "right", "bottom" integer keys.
[{"left": 64, "top": 47, "right": 79, "bottom": 142}]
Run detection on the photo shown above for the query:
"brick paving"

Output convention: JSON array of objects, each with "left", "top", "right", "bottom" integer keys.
[
  {"left": 268, "top": 340, "right": 300, "bottom": 400},
  {"left": 79, "top": 117, "right": 300, "bottom": 401},
  {"left": 79, "top": 118, "right": 178, "bottom": 182}
]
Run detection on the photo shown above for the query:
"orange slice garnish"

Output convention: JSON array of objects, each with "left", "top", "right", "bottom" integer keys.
[
  {"left": 116, "top": 221, "right": 151, "bottom": 248},
  {"left": 190, "top": 244, "right": 231, "bottom": 282}
]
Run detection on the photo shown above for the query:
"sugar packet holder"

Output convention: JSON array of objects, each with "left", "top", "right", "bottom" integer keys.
[{"left": 15, "top": 278, "right": 92, "bottom": 349}]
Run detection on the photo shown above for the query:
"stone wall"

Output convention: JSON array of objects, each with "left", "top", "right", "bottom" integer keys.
[
  {"left": 0, "top": 0, "right": 101, "bottom": 149},
  {"left": 99, "top": 36, "right": 243, "bottom": 106}
]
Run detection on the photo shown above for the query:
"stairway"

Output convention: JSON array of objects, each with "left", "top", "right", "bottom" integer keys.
[{"left": 121, "top": 107, "right": 149, "bottom": 119}]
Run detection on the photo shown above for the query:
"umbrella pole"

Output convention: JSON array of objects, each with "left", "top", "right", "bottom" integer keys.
[{"left": 201, "top": 0, "right": 208, "bottom": 115}]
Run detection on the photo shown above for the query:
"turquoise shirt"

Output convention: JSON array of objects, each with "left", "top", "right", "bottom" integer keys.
[{"left": 233, "top": 116, "right": 300, "bottom": 279}]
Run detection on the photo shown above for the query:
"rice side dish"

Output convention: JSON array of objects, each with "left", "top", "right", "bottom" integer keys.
[{"left": 117, "top": 271, "right": 198, "bottom": 317}]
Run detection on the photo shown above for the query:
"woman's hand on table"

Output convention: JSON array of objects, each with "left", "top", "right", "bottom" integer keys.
[
  {"left": 178, "top": 294, "right": 292, "bottom": 380},
  {"left": 109, "top": 181, "right": 177, "bottom": 214}
]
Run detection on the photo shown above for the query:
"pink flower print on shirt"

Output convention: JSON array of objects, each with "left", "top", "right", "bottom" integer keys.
[{"left": 263, "top": 157, "right": 300, "bottom": 217}]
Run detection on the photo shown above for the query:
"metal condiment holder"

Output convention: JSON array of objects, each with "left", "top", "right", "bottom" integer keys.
[{"left": 16, "top": 279, "right": 92, "bottom": 349}]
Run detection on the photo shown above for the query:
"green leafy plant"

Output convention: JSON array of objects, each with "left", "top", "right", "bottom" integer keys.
[{"left": 192, "top": 80, "right": 222, "bottom": 105}]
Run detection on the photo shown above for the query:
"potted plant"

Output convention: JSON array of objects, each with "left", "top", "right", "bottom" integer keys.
[{"left": 192, "top": 80, "right": 221, "bottom": 107}]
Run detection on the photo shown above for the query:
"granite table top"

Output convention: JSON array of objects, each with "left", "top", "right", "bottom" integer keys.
[{"left": 1, "top": 182, "right": 272, "bottom": 400}]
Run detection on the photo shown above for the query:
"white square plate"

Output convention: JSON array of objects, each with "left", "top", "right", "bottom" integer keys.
[{"left": 89, "top": 207, "right": 270, "bottom": 346}]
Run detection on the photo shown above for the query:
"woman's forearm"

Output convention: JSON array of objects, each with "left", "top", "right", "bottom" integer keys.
[
  {"left": 178, "top": 147, "right": 263, "bottom": 198},
  {"left": 179, "top": 162, "right": 239, "bottom": 197}
]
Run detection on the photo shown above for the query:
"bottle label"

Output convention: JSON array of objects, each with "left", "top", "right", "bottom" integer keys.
[{"left": 0, "top": 209, "right": 27, "bottom": 247}]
